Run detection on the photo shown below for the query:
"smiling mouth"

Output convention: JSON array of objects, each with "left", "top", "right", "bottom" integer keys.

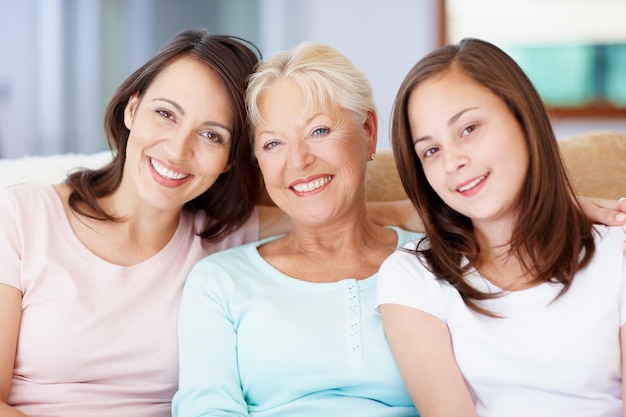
[
  {"left": 291, "top": 176, "right": 333, "bottom": 192},
  {"left": 457, "top": 174, "right": 487, "bottom": 192},
  {"left": 150, "top": 158, "right": 190, "bottom": 181}
]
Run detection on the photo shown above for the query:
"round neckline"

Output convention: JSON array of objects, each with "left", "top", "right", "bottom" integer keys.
[
  {"left": 243, "top": 228, "right": 406, "bottom": 291},
  {"left": 465, "top": 269, "right": 563, "bottom": 307},
  {"left": 45, "top": 185, "right": 193, "bottom": 277}
]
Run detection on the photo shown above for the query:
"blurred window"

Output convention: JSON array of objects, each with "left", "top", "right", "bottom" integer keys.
[{"left": 443, "top": 0, "right": 626, "bottom": 117}]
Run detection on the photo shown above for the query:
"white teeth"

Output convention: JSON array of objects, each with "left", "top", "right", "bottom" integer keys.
[
  {"left": 150, "top": 158, "right": 189, "bottom": 180},
  {"left": 292, "top": 176, "right": 332, "bottom": 192},
  {"left": 458, "top": 175, "right": 486, "bottom": 192}
]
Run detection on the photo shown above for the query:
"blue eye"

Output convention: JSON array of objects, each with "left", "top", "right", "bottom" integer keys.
[
  {"left": 263, "top": 140, "right": 280, "bottom": 151},
  {"left": 312, "top": 127, "right": 330, "bottom": 137}
]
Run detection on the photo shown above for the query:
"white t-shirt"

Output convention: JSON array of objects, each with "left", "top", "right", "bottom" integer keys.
[
  {"left": 376, "top": 225, "right": 626, "bottom": 417},
  {"left": 0, "top": 183, "right": 258, "bottom": 417}
]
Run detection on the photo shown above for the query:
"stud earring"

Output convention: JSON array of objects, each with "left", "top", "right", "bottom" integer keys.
[{"left": 370, "top": 153, "right": 376, "bottom": 161}]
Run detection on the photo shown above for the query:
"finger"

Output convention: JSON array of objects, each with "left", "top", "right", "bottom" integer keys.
[
  {"left": 617, "top": 197, "right": 626, "bottom": 225},
  {"left": 593, "top": 207, "right": 625, "bottom": 226}
]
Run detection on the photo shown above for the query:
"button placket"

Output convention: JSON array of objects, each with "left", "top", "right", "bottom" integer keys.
[{"left": 344, "top": 279, "right": 363, "bottom": 370}]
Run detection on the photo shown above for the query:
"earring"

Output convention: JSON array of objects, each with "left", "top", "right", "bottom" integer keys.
[{"left": 370, "top": 153, "right": 376, "bottom": 161}]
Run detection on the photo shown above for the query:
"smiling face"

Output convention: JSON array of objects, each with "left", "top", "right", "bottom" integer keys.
[
  {"left": 254, "top": 78, "right": 377, "bottom": 227},
  {"left": 408, "top": 67, "right": 529, "bottom": 232},
  {"left": 121, "top": 56, "right": 233, "bottom": 212}
]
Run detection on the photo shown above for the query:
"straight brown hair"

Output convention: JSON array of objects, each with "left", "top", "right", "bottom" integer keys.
[
  {"left": 391, "top": 38, "right": 595, "bottom": 314},
  {"left": 65, "top": 29, "right": 261, "bottom": 242}
]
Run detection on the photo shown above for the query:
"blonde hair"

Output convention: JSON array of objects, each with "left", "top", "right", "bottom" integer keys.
[{"left": 246, "top": 42, "right": 376, "bottom": 130}]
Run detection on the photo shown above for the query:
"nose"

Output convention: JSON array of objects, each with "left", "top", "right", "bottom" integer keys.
[
  {"left": 287, "top": 139, "right": 314, "bottom": 170},
  {"left": 444, "top": 142, "right": 469, "bottom": 174},
  {"left": 164, "top": 130, "right": 194, "bottom": 160}
]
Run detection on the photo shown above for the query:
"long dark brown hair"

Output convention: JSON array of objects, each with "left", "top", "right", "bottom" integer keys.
[
  {"left": 65, "top": 29, "right": 261, "bottom": 242},
  {"left": 391, "top": 38, "right": 595, "bottom": 315}
]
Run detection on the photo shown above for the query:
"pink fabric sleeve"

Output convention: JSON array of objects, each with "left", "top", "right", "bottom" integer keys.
[{"left": 0, "top": 186, "right": 25, "bottom": 290}]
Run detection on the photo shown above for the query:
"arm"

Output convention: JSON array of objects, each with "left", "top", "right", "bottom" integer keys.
[
  {"left": 366, "top": 196, "right": 626, "bottom": 234},
  {"left": 0, "top": 188, "right": 29, "bottom": 417},
  {"left": 0, "top": 284, "right": 28, "bottom": 417},
  {"left": 172, "top": 262, "right": 249, "bottom": 417},
  {"left": 621, "top": 324, "right": 626, "bottom": 417},
  {"left": 579, "top": 196, "right": 626, "bottom": 252},
  {"left": 578, "top": 196, "right": 626, "bottom": 227},
  {"left": 380, "top": 304, "right": 477, "bottom": 417},
  {"left": 368, "top": 200, "right": 424, "bottom": 232},
  {"left": 257, "top": 196, "right": 626, "bottom": 242}
]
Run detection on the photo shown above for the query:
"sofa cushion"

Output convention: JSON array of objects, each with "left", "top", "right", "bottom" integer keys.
[
  {"left": 0, "top": 151, "right": 112, "bottom": 189},
  {"left": 558, "top": 130, "right": 626, "bottom": 200}
]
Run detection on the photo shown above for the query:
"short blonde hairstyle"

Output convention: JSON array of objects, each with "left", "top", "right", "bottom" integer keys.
[{"left": 246, "top": 42, "right": 376, "bottom": 130}]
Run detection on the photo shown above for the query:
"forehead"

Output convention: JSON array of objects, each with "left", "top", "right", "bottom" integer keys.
[
  {"left": 143, "top": 57, "right": 234, "bottom": 122},
  {"left": 413, "top": 68, "right": 481, "bottom": 99},
  {"left": 147, "top": 56, "right": 223, "bottom": 95},
  {"left": 409, "top": 69, "right": 499, "bottom": 116},
  {"left": 257, "top": 78, "right": 343, "bottom": 124}
]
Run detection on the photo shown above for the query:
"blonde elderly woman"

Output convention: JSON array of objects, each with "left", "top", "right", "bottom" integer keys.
[{"left": 172, "top": 42, "right": 421, "bottom": 417}]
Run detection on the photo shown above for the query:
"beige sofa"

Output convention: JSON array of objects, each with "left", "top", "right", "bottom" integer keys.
[
  {"left": 365, "top": 130, "right": 626, "bottom": 202},
  {"left": 1, "top": 131, "right": 625, "bottom": 202}
]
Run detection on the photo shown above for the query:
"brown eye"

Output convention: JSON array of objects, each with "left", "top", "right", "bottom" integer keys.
[
  {"left": 157, "top": 109, "right": 175, "bottom": 121},
  {"left": 461, "top": 124, "right": 477, "bottom": 137},
  {"left": 200, "top": 131, "right": 224, "bottom": 144},
  {"left": 424, "top": 147, "right": 438, "bottom": 158}
]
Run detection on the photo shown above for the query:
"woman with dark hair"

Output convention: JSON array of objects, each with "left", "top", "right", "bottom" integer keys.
[
  {"left": 377, "top": 38, "right": 626, "bottom": 416},
  {"left": 0, "top": 29, "right": 273, "bottom": 417}
]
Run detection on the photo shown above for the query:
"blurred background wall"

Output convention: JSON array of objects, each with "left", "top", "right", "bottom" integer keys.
[{"left": 0, "top": 0, "right": 624, "bottom": 158}]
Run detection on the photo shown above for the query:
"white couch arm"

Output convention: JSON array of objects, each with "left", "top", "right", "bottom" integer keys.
[{"left": 0, "top": 151, "right": 112, "bottom": 188}]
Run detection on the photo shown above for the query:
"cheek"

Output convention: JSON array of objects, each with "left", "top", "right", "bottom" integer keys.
[
  {"left": 124, "top": 131, "right": 144, "bottom": 158},
  {"left": 199, "top": 149, "right": 231, "bottom": 176},
  {"left": 126, "top": 119, "right": 159, "bottom": 151},
  {"left": 255, "top": 155, "right": 269, "bottom": 174},
  {"left": 421, "top": 162, "right": 444, "bottom": 192},
  {"left": 256, "top": 156, "right": 281, "bottom": 188},
  {"left": 345, "top": 160, "right": 368, "bottom": 186},
  {"left": 329, "top": 140, "right": 368, "bottom": 174}
]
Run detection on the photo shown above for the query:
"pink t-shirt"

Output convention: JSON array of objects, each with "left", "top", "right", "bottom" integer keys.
[{"left": 0, "top": 183, "right": 259, "bottom": 417}]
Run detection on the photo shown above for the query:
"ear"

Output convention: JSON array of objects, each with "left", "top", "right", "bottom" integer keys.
[
  {"left": 363, "top": 110, "right": 378, "bottom": 157},
  {"left": 221, "top": 162, "right": 232, "bottom": 174},
  {"left": 124, "top": 93, "right": 140, "bottom": 130}
]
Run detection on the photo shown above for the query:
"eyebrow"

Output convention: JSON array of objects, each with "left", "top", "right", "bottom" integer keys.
[
  {"left": 413, "top": 107, "right": 479, "bottom": 145},
  {"left": 153, "top": 97, "right": 185, "bottom": 115},
  {"left": 255, "top": 112, "right": 327, "bottom": 137},
  {"left": 153, "top": 97, "right": 232, "bottom": 134}
]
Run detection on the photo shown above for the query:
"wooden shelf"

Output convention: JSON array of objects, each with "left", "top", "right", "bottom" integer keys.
[
  {"left": 439, "top": 0, "right": 626, "bottom": 120},
  {"left": 547, "top": 103, "right": 626, "bottom": 119}
]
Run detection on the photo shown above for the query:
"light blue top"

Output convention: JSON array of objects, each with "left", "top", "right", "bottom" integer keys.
[{"left": 173, "top": 227, "right": 422, "bottom": 417}]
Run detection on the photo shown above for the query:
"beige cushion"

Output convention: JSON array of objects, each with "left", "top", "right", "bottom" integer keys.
[{"left": 558, "top": 131, "right": 626, "bottom": 200}]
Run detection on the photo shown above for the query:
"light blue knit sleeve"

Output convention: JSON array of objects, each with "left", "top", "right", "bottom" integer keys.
[{"left": 172, "top": 252, "right": 249, "bottom": 417}]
